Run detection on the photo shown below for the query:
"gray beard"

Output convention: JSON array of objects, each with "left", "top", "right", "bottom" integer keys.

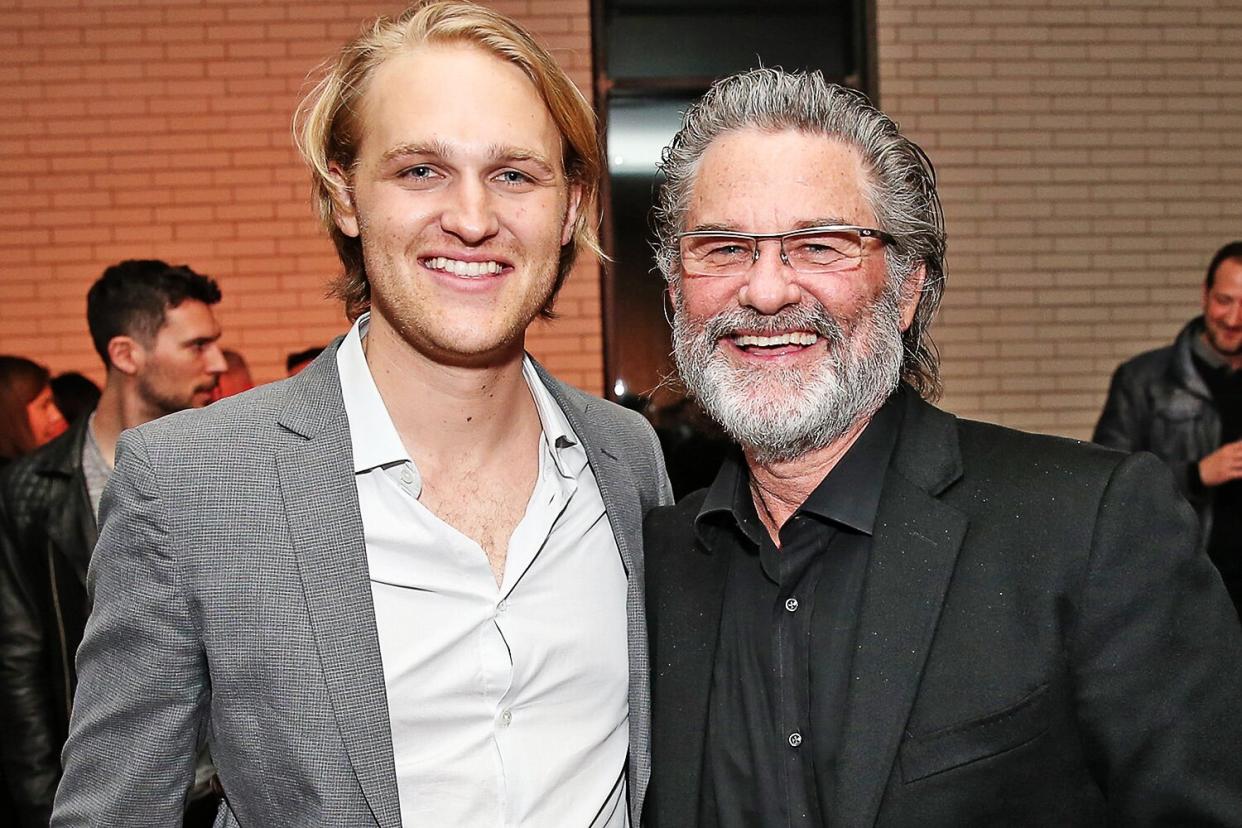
[{"left": 672, "top": 290, "right": 905, "bottom": 465}]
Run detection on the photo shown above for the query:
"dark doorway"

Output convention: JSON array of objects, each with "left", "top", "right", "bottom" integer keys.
[{"left": 593, "top": 0, "right": 874, "bottom": 404}]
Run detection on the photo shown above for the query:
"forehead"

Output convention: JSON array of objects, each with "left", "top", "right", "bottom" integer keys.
[
  {"left": 686, "top": 128, "right": 874, "bottom": 231},
  {"left": 1210, "top": 258, "right": 1242, "bottom": 294},
  {"left": 156, "top": 300, "right": 220, "bottom": 340},
  {"left": 355, "top": 42, "right": 563, "bottom": 166}
]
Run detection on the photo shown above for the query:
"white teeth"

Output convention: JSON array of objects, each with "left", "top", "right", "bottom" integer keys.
[
  {"left": 426, "top": 257, "right": 503, "bottom": 277},
  {"left": 733, "top": 331, "right": 818, "bottom": 348}
]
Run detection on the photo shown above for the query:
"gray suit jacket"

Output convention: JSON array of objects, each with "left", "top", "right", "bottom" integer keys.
[{"left": 51, "top": 344, "right": 673, "bottom": 827}]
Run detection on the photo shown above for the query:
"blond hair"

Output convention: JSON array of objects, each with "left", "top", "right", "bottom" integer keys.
[{"left": 294, "top": 0, "right": 602, "bottom": 319}]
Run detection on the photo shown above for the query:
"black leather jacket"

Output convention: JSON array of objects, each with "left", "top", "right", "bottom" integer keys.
[
  {"left": 1093, "top": 318, "right": 1219, "bottom": 544},
  {"left": 0, "top": 416, "right": 96, "bottom": 827}
]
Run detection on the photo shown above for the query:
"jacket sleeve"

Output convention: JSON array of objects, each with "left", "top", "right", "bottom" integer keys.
[
  {"left": 0, "top": 474, "right": 63, "bottom": 828},
  {"left": 1092, "top": 364, "right": 1147, "bottom": 452},
  {"left": 1070, "top": 451, "right": 1242, "bottom": 823},
  {"left": 50, "top": 431, "right": 207, "bottom": 826},
  {"left": 1092, "top": 365, "right": 1204, "bottom": 501}
]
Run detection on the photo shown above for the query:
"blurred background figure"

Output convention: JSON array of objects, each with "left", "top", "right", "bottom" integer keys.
[
  {"left": 0, "top": 356, "right": 67, "bottom": 468},
  {"left": 49, "top": 372, "right": 101, "bottom": 426},
  {"left": 1095, "top": 240, "right": 1242, "bottom": 617},
  {"left": 208, "top": 349, "right": 255, "bottom": 402},
  {"left": 284, "top": 345, "right": 324, "bottom": 376}
]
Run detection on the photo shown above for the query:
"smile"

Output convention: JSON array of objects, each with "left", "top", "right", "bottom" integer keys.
[
  {"left": 423, "top": 257, "right": 505, "bottom": 278},
  {"left": 731, "top": 331, "right": 819, "bottom": 348}
]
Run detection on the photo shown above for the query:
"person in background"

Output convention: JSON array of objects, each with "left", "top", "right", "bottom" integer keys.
[
  {"left": 1094, "top": 241, "right": 1242, "bottom": 616},
  {"left": 285, "top": 344, "right": 324, "bottom": 376},
  {"left": 48, "top": 373, "right": 101, "bottom": 426},
  {"left": 0, "top": 357, "right": 67, "bottom": 467},
  {"left": 0, "top": 260, "right": 225, "bottom": 828},
  {"left": 208, "top": 349, "right": 255, "bottom": 402},
  {"left": 644, "top": 68, "right": 1242, "bottom": 826}
]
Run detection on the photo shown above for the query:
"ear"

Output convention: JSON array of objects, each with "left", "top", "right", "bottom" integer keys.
[
  {"left": 107, "top": 335, "right": 143, "bottom": 377},
  {"left": 899, "top": 264, "right": 926, "bottom": 332},
  {"left": 327, "top": 162, "right": 359, "bottom": 238},
  {"left": 560, "top": 181, "right": 584, "bottom": 247}
]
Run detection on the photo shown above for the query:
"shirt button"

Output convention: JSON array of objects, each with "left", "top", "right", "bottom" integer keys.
[
  {"left": 785, "top": 597, "right": 799, "bottom": 612},
  {"left": 400, "top": 466, "right": 414, "bottom": 484},
  {"left": 500, "top": 709, "right": 513, "bottom": 727},
  {"left": 788, "top": 731, "right": 802, "bottom": 748},
  {"left": 497, "top": 599, "right": 509, "bottom": 614}
]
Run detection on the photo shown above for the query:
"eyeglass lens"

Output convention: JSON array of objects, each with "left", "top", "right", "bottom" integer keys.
[{"left": 681, "top": 228, "right": 865, "bottom": 276}]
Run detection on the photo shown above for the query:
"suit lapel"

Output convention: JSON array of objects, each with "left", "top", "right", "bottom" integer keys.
[
  {"left": 538, "top": 370, "right": 641, "bottom": 575},
  {"left": 275, "top": 348, "right": 402, "bottom": 828},
  {"left": 652, "top": 521, "right": 731, "bottom": 824},
  {"left": 535, "top": 365, "right": 653, "bottom": 824},
  {"left": 833, "top": 394, "right": 968, "bottom": 826}
]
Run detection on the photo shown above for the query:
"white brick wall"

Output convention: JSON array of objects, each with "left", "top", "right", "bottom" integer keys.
[{"left": 876, "top": 0, "right": 1242, "bottom": 438}]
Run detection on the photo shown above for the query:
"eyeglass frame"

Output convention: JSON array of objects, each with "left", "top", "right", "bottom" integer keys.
[{"left": 675, "top": 224, "right": 897, "bottom": 277}]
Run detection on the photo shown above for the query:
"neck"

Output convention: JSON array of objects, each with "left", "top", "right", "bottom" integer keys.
[
  {"left": 363, "top": 316, "right": 539, "bottom": 466},
  {"left": 1201, "top": 331, "right": 1242, "bottom": 372},
  {"left": 745, "top": 415, "right": 871, "bottom": 543},
  {"left": 91, "top": 375, "right": 167, "bottom": 467}
]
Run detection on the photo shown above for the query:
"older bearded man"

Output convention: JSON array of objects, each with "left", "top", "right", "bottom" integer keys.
[{"left": 644, "top": 68, "right": 1242, "bottom": 827}]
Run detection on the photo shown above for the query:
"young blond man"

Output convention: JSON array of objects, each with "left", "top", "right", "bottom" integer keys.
[{"left": 52, "top": 4, "right": 670, "bottom": 826}]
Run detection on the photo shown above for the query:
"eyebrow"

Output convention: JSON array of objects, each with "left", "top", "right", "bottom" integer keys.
[
  {"left": 181, "top": 332, "right": 221, "bottom": 347},
  {"left": 380, "top": 140, "right": 558, "bottom": 178},
  {"left": 686, "top": 217, "right": 852, "bottom": 234}
]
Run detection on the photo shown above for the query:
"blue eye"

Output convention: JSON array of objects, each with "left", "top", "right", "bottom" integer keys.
[{"left": 497, "top": 170, "right": 533, "bottom": 185}]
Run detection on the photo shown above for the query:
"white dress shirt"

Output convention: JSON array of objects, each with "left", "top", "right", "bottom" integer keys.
[{"left": 337, "top": 315, "right": 630, "bottom": 827}]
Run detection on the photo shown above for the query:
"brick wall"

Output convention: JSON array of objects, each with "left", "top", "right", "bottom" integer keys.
[
  {"left": 7, "top": 1, "right": 1240, "bottom": 430},
  {"left": 0, "top": 0, "right": 600, "bottom": 390},
  {"left": 875, "top": 0, "right": 1242, "bottom": 438}
]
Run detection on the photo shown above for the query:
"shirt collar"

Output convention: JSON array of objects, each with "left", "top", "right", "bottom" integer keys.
[
  {"left": 695, "top": 391, "right": 904, "bottom": 543},
  {"left": 521, "top": 358, "right": 585, "bottom": 480},
  {"left": 337, "top": 314, "right": 410, "bottom": 473},
  {"left": 336, "top": 313, "right": 586, "bottom": 479},
  {"left": 1192, "top": 324, "right": 1236, "bottom": 373}
]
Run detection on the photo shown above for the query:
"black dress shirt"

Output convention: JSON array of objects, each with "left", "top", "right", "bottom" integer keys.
[{"left": 695, "top": 397, "right": 902, "bottom": 827}]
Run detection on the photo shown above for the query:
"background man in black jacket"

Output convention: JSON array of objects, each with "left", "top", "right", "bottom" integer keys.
[
  {"left": 0, "top": 259, "right": 225, "bottom": 827},
  {"left": 644, "top": 68, "right": 1242, "bottom": 826},
  {"left": 1094, "top": 241, "right": 1242, "bottom": 615}
]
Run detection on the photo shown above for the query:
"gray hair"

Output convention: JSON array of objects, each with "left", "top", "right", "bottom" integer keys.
[{"left": 653, "top": 68, "right": 946, "bottom": 400}]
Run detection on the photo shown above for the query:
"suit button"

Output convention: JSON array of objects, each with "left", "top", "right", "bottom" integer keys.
[
  {"left": 785, "top": 597, "right": 799, "bottom": 612},
  {"left": 788, "top": 732, "right": 802, "bottom": 748}
]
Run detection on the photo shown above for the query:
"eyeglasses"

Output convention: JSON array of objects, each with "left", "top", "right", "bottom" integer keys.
[{"left": 676, "top": 224, "right": 895, "bottom": 278}]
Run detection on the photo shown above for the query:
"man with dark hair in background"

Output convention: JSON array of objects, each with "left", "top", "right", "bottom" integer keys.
[
  {"left": 1095, "top": 241, "right": 1242, "bottom": 615},
  {"left": 644, "top": 69, "right": 1242, "bottom": 826},
  {"left": 0, "top": 259, "right": 225, "bottom": 827}
]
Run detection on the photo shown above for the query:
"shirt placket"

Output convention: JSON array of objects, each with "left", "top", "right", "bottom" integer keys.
[{"left": 774, "top": 518, "right": 823, "bottom": 826}]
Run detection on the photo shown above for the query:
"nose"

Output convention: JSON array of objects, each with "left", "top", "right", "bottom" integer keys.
[
  {"left": 440, "top": 177, "right": 499, "bottom": 243},
  {"left": 204, "top": 344, "right": 228, "bottom": 375},
  {"left": 738, "top": 239, "right": 801, "bottom": 314},
  {"left": 1226, "top": 302, "right": 1242, "bottom": 327}
]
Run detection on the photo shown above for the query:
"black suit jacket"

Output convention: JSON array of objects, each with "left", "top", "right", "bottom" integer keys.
[{"left": 646, "top": 390, "right": 1242, "bottom": 826}]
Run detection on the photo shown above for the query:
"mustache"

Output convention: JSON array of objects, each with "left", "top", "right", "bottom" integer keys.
[{"left": 693, "top": 301, "right": 847, "bottom": 344}]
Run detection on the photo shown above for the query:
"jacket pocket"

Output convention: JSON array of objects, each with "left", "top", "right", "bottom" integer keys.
[{"left": 899, "top": 683, "right": 1049, "bottom": 783}]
